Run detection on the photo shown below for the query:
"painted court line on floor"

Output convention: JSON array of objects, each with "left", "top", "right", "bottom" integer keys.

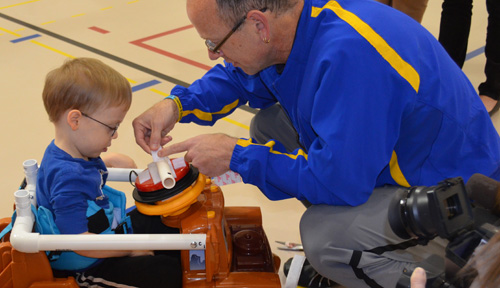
[
  {"left": 10, "top": 33, "right": 40, "bottom": 43},
  {"left": 130, "top": 25, "right": 212, "bottom": 71},
  {"left": 0, "top": 0, "right": 40, "bottom": 10},
  {"left": 466, "top": 46, "right": 486, "bottom": 61},
  {"left": 132, "top": 80, "right": 161, "bottom": 92},
  {"left": 89, "top": 26, "right": 110, "bottom": 34}
]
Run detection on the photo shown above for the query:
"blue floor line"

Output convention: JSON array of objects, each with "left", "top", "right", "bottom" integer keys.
[
  {"left": 465, "top": 46, "right": 485, "bottom": 61},
  {"left": 131, "top": 80, "right": 161, "bottom": 92},
  {"left": 10, "top": 33, "right": 41, "bottom": 43}
]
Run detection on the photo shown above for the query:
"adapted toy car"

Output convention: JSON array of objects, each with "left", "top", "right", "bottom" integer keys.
[{"left": 0, "top": 159, "right": 281, "bottom": 288}]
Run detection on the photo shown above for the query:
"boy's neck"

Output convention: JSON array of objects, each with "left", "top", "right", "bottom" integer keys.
[{"left": 54, "top": 128, "right": 89, "bottom": 161}]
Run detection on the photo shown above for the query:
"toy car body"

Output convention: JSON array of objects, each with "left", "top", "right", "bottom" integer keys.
[{"left": 0, "top": 160, "right": 281, "bottom": 288}]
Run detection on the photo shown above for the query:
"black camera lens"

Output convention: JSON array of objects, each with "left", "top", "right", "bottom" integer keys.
[{"left": 388, "top": 178, "right": 473, "bottom": 241}]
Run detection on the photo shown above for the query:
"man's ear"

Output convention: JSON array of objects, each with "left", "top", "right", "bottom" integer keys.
[
  {"left": 248, "top": 9, "right": 270, "bottom": 42},
  {"left": 67, "top": 109, "right": 82, "bottom": 131}
]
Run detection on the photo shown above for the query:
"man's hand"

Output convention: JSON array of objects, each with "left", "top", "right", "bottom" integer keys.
[
  {"left": 132, "top": 98, "right": 179, "bottom": 153},
  {"left": 159, "top": 133, "right": 238, "bottom": 177}
]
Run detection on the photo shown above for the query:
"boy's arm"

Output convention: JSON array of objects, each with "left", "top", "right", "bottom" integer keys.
[{"left": 101, "top": 152, "right": 137, "bottom": 168}]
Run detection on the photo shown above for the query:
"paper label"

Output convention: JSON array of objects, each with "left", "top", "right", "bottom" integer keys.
[{"left": 211, "top": 171, "right": 242, "bottom": 186}]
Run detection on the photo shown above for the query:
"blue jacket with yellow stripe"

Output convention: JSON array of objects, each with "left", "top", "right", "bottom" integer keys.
[{"left": 171, "top": 0, "right": 500, "bottom": 206}]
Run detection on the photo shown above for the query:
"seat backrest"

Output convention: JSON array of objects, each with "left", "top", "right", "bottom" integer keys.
[{"left": 0, "top": 218, "right": 11, "bottom": 243}]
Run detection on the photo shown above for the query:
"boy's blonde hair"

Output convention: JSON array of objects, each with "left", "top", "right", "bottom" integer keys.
[{"left": 42, "top": 58, "right": 132, "bottom": 122}]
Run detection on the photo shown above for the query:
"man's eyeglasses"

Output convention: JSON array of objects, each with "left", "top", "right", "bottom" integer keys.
[
  {"left": 205, "top": 8, "right": 267, "bottom": 54},
  {"left": 82, "top": 112, "right": 119, "bottom": 137}
]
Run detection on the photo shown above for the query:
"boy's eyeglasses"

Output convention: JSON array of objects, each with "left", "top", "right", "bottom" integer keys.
[
  {"left": 205, "top": 8, "right": 267, "bottom": 54},
  {"left": 82, "top": 112, "right": 119, "bottom": 137}
]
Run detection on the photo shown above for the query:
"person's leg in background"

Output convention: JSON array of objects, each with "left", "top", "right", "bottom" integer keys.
[
  {"left": 438, "top": 0, "right": 500, "bottom": 114},
  {"left": 392, "top": 0, "right": 429, "bottom": 23},
  {"left": 438, "top": 0, "right": 473, "bottom": 68},
  {"left": 374, "top": 0, "right": 428, "bottom": 23},
  {"left": 375, "top": 0, "right": 392, "bottom": 6},
  {"left": 478, "top": 0, "right": 500, "bottom": 114}
]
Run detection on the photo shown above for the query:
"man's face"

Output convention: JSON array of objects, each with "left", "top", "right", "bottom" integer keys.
[{"left": 187, "top": 0, "right": 269, "bottom": 75}]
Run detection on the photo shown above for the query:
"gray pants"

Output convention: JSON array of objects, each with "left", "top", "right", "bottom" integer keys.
[
  {"left": 250, "top": 104, "right": 446, "bottom": 287},
  {"left": 300, "top": 186, "right": 446, "bottom": 288}
]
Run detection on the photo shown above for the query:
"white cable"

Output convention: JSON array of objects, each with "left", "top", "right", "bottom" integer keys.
[{"left": 284, "top": 254, "right": 307, "bottom": 288}]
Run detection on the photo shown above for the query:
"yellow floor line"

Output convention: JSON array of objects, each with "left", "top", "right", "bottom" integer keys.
[
  {"left": 222, "top": 117, "right": 249, "bottom": 130},
  {"left": 126, "top": 78, "right": 138, "bottom": 84},
  {"left": 0, "top": 0, "right": 41, "bottom": 10},
  {"left": 30, "top": 40, "right": 75, "bottom": 58},
  {"left": 0, "top": 27, "right": 20, "bottom": 37},
  {"left": 150, "top": 88, "right": 168, "bottom": 97},
  {"left": 41, "top": 20, "right": 56, "bottom": 26}
]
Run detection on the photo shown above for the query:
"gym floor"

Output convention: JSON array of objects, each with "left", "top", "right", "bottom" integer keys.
[{"left": 0, "top": 0, "right": 496, "bottom": 286}]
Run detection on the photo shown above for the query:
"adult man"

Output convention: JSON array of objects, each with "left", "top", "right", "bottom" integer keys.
[{"left": 133, "top": 0, "right": 500, "bottom": 286}]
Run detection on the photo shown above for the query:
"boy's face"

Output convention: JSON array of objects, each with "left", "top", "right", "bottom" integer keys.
[{"left": 74, "top": 105, "right": 128, "bottom": 160}]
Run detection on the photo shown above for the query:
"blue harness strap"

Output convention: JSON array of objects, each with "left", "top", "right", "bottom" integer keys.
[
  {"left": 0, "top": 222, "right": 13, "bottom": 241},
  {"left": 0, "top": 205, "right": 34, "bottom": 241}
]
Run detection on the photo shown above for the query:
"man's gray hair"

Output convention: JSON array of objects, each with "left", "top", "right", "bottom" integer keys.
[{"left": 215, "top": 0, "right": 299, "bottom": 25}]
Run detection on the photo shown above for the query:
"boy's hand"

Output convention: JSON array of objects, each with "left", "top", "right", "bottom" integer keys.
[{"left": 133, "top": 99, "right": 179, "bottom": 153}]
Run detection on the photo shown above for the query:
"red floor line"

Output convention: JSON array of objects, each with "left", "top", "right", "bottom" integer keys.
[
  {"left": 131, "top": 41, "right": 212, "bottom": 71},
  {"left": 130, "top": 24, "right": 212, "bottom": 71},
  {"left": 89, "top": 26, "right": 109, "bottom": 34},
  {"left": 132, "top": 24, "right": 194, "bottom": 42}
]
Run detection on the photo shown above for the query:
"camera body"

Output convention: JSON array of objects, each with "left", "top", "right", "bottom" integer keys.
[{"left": 390, "top": 177, "right": 500, "bottom": 287}]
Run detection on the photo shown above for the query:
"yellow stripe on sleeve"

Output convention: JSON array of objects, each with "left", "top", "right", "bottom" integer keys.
[
  {"left": 183, "top": 99, "right": 239, "bottom": 122},
  {"left": 237, "top": 139, "right": 308, "bottom": 160}
]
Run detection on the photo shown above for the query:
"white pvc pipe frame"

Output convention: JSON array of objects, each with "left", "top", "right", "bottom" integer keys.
[{"left": 10, "top": 168, "right": 206, "bottom": 253}]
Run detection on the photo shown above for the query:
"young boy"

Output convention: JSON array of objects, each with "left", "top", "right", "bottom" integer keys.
[{"left": 37, "top": 58, "right": 182, "bottom": 288}]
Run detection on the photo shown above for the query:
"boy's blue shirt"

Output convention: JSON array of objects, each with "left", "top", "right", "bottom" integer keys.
[
  {"left": 36, "top": 140, "right": 110, "bottom": 234},
  {"left": 171, "top": 0, "right": 500, "bottom": 206}
]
